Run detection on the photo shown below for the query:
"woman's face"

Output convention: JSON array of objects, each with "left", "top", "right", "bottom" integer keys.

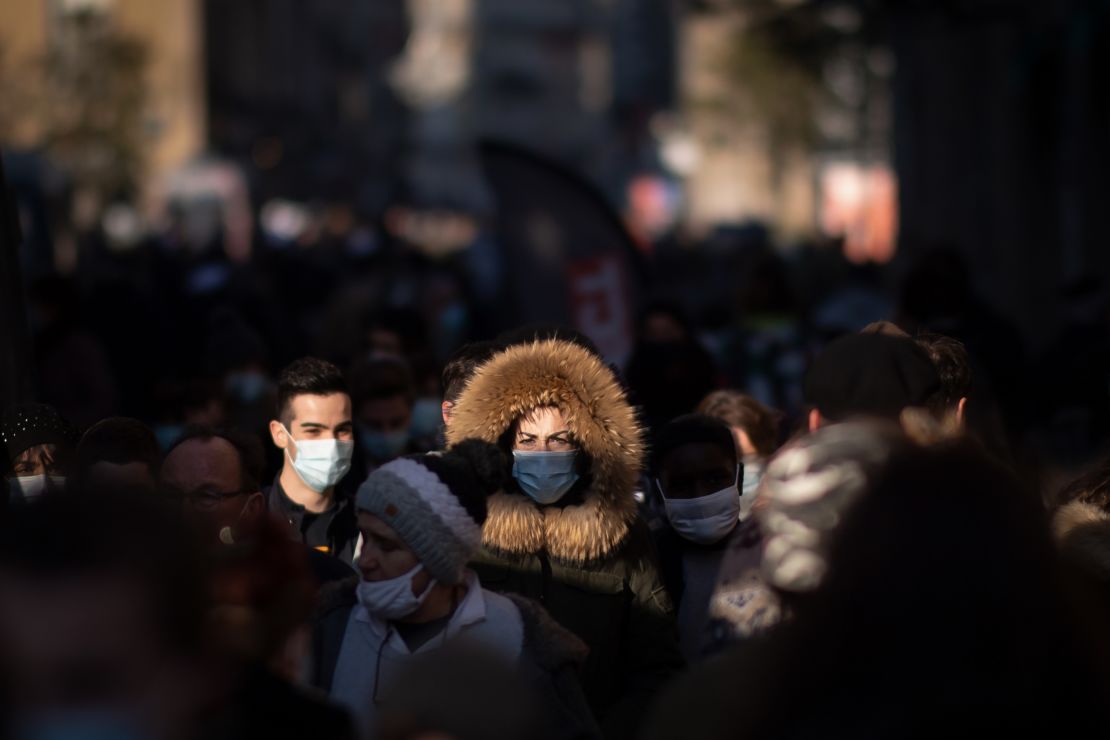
[
  {"left": 513, "top": 407, "right": 575, "bottom": 452},
  {"left": 8, "top": 443, "right": 63, "bottom": 479}
]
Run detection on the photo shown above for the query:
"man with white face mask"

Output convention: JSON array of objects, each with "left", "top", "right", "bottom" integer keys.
[
  {"left": 266, "top": 357, "right": 360, "bottom": 563},
  {"left": 311, "top": 440, "right": 599, "bottom": 739},
  {"left": 652, "top": 415, "right": 764, "bottom": 662}
]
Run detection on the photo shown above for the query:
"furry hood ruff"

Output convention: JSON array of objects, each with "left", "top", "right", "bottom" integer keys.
[{"left": 446, "top": 339, "right": 644, "bottom": 564}]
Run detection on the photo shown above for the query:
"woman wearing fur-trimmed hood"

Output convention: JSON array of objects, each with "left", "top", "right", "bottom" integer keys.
[{"left": 446, "top": 338, "right": 683, "bottom": 740}]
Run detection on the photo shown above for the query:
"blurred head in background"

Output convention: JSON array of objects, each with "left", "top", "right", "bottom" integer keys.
[
  {"left": 1, "top": 403, "right": 77, "bottom": 505},
  {"left": 74, "top": 417, "right": 161, "bottom": 493},
  {"left": 349, "top": 354, "right": 417, "bottom": 465}
]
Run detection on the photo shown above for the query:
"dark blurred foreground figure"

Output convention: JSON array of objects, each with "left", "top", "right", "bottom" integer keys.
[
  {"left": 0, "top": 403, "right": 77, "bottom": 506},
  {"left": 311, "top": 441, "right": 599, "bottom": 739},
  {"left": 646, "top": 442, "right": 1110, "bottom": 740},
  {"left": 0, "top": 487, "right": 354, "bottom": 740}
]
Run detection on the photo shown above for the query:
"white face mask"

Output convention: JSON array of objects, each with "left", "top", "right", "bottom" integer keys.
[
  {"left": 357, "top": 563, "right": 435, "bottom": 621},
  {"left": 659, "top": 466, "right": 741, "bottom": 545},
  {"left": 282, "top": 424, "right": 354, "bottom": 493},
  {"left": 740, "top": 457, "right": 763, "bottom": 518},
  {"left": 8, "top": 474, "right": 65, "bottom": 503}
]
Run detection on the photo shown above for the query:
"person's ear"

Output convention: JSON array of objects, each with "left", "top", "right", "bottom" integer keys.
[
  {"left": 956, "top": 397, "right": 968, "bottom": 427},
  {"left": 269, "top": 420, "right": 289, "bottom": 449},
  {"left": 244, "top": 491, "right": 265, "bottom": 518},
  {"left": 808, "top": 409, "right": 822, "bottom": 433},
  {"left": 441, "top": 400, "right": 454, "bottom": 427}
]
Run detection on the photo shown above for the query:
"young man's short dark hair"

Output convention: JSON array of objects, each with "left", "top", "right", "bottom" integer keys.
[
  {"left": 915, "top": 332, "right": 972, "bottom": 416},
  {"left": 275, "top": 357, "right": 348, "bottom": 424},
  {"left": 441, "top": 341, "right": 501, "bottom": 404}
]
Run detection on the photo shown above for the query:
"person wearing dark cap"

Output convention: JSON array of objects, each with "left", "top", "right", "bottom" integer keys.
[
  {"left": 311, "top": 440, "right": 599, "bottom": 740},
  {"left": 73, "top": 416, "right": 162, "bottom": 491},
  {"left": 0, "top": 402, "right": 77, "bottom": 504},
  {"left": 439, "top": 340, "right": 501, "bottom": 431},
  {"left": 802, "top": 332, "right": 941, "bottom": 432},
  {"left": 652, "top": 414, "right": 763, "bottom": 662}
]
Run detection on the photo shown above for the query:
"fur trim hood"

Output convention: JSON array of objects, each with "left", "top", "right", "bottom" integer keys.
[
  {"left": 1052, "top": 501, "right": 1110, "bottom": 583},
  {"left": 446, "top": 339, "right": 644, "bottom": 564}
]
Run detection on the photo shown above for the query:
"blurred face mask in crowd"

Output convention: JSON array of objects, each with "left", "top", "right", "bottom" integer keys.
[
  {"left": 8, "top": 474, "right": 65, "bottom": 503},
  {"left": 224, "top": 370, "right": 272, "bottom": 405},
  {"left": 659, "top": 468, "right": 742, "bottom": 545},
  {"left": 281, "top": 424, "right": 353, "bottom": 493},
  {"left": 357, "top": 423, "right": 410, "bottom": 462},
  {"left": 410, "top": 397, "right": 445, "bottom": 438}
]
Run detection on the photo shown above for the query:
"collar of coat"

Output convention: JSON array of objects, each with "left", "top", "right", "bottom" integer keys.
[{"left": 446, "top": 339, "right": 644, "bottom": 564}]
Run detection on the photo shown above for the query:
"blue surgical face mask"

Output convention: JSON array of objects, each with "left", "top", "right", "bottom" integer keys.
[
  {"left": 409, "top": 397, "right": 444, "bottom": 439},
  {"left": 358, "top": 423, "right": 410, "bottom": 462},
  {"left": 512, "top": 450, "right": 580, "bottom": 505}
]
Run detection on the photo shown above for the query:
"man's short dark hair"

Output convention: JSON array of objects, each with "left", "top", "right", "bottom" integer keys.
[
  {"left": 441, "top": 341, "right": 501, "bottom": 404},
  {"left": 349, "top": 355, "right": 416, "bottom": 408},
  {"left": 275, "top": 357, "right": 348, "bottom": 424},
  {"left": 916, "top": 332, "right": 972, "bottom": 416},
  {"left": 166, "top": 426, "right": 263, "bottom": 493}
]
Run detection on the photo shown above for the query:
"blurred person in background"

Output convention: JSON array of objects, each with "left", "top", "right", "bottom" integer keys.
[
  {"left": 1, "top": 403, "right": 77, "bottom": 506},
  {"left": 439, "top": 340, "right": 501, "bottom": 431},
  {"left": 624, "top": 302, "right": 718, "bottom": 440},
  {"left": 348, "top": 355, "right": 425, "bottom": 473},
  {"left": 697, "top": 390, "right": 782, "bottom": 497},
  {"left": 650, "top": 415, "right": 761, "bottom": 662},
  {"left": 73, "top": 416, "right": 161, "bottom": 492},
  {"left": 312, "top": 441, "right": 598, "bottom": 739},
  {"left": 447, "top": 338, "right": 682, "bottom": 740},
  {"left": 646, "top": 441, "right": 1110, "bottom": 739},
  {"left": 26, "top": 275, "right": 119, "bottom": 429},
  {"left": 162, "top": 426, "right": 353, "bottom": 587},
  {"left": 803, "top": 332, "right": 940, "bottom": 433},
  {"left": 265, "top": 358, "right": 359, "bottom": 563}
]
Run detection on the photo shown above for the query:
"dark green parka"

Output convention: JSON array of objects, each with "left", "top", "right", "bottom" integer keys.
[{"left": 447, "top": 339, "right": 684, "bottom": 740}]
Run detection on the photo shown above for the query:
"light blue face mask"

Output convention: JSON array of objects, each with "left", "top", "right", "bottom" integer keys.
[{"left": 512, "top": 450, "right": 580, "bottom": 505}]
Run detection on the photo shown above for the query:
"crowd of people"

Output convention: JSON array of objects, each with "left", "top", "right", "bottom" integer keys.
[{"left": 5, "top": 303, "right": 1110, "bottom": 739}]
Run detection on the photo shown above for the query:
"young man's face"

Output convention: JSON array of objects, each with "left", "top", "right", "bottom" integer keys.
[
  {"left": 271, "top": 393, "right": 354, "bottom": 457},
  {"left": 658, "top": 442, "right": 736, "bottom": 500}
]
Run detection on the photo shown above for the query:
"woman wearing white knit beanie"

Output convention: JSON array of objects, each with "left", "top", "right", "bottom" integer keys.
[{"left": 310, "top": 439, "right": 600, "bottom": 740}]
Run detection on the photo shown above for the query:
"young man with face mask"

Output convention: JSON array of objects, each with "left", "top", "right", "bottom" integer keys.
[
  {"left": 311, "top": 440, "right": 599, "bottom": 740},
  {"left": 0, "top": 402, "right": 76, "bottom": 505},
  {"left": 652, "top": 414, "right": 764, "bottom": 662},
  {"left": 266, "top": 357, "right": 359, "bottom": 564}
]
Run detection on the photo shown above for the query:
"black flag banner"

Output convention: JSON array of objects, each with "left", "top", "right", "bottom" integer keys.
[{"left": 478, "top": 140, "right": 645, "bottom": 364}]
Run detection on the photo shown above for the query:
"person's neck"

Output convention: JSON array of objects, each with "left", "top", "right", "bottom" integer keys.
[
  {"left": 396, "top": 582, "right": 467, "bottom": 625},
  {"left": 279, "top": 464, "right": 334, "bottom": 513}
]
